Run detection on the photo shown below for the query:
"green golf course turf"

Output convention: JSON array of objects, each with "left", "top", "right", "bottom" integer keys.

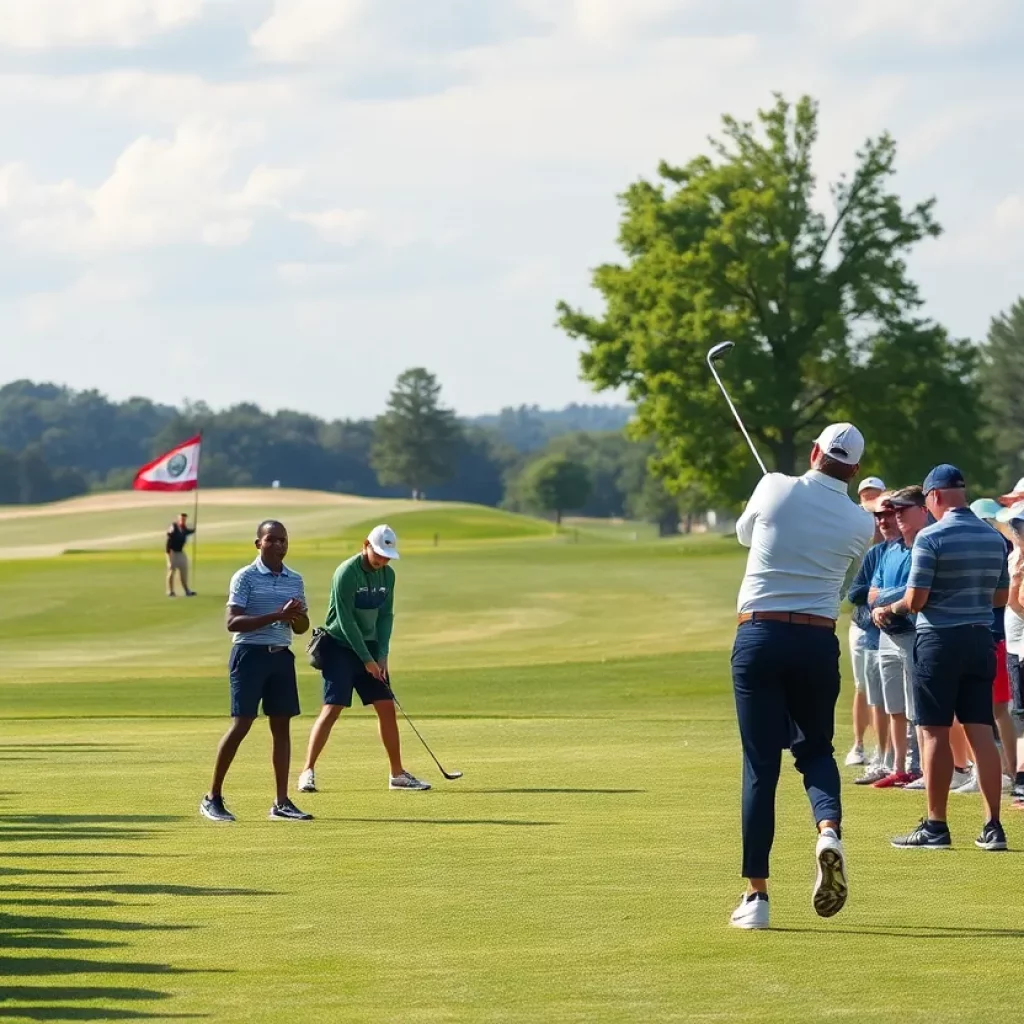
[{"left": 0, "top": 496, "right": 1017, "bottom": 1022}]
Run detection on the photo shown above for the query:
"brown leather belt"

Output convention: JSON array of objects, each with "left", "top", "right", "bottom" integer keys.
[{"left": 738, "top": 611, "right": 836, "bottom": 630}]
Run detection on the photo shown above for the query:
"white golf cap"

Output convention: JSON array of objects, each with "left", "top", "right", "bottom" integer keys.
[
  {"left": 367, "top": 523, "right": 400, "bottom": 560},
  {"left": 858, "top": 476, "right": 885, "bottom": 493},
  {"left": 814, "top": 423, "right": 865, "bottom": 466}
]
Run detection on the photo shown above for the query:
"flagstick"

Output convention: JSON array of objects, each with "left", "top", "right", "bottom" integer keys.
[{"left": 191, "top": 431, "right": 202, "bottom": 592}]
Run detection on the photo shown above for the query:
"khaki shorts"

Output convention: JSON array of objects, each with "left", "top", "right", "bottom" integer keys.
[{"left": 167, "top": 551, "right": 188, "bottom": 570}]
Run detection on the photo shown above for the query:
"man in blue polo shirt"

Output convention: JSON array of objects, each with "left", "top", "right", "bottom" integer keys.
[
  {"left": 883, "top": 466, "right": 1011, "bottom": 851},
  {"left": 200, "top": 519, "right": 313, "bottom": 824}
]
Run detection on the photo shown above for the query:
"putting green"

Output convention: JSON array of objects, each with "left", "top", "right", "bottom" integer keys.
[{"left": 0, "top": 506, "right": 1017, "bottom": 1022}]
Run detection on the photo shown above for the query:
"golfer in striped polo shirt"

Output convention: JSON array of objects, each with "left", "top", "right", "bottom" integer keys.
[{"left": 200, "top": 520, "right": 313, "bottom": 823}]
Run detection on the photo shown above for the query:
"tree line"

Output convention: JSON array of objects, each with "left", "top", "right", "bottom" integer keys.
[{"left": 0, "top": 374, "right": 685, "bottom": 528}]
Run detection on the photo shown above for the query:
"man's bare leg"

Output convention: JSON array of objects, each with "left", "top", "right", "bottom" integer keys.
[
  {"left": 889, "top": 713, "right": 909, "bottom": 774},
  {"left": 964, "top": 722, "right": 1004, "bottom": 823},
  {"left": 302, "top": 704, "right": 344, "bottom": 773},
  {"left": 373, "top": 700, "right": 404, "bottom": 776},
  {"left": 268, "top": 715, "right": 292, "bottom": 805},
  {"left": 994, "top": 703, "right": 1016, "bottom": 779},
  {"left": 853, "top": 689, "right": 869, "bottom": 751},
  {"left": 922, "top": 725, "right": 954, "bottom": 823},
  {"left": 210, "top": 717, "right": 255, "bottom": 797}
]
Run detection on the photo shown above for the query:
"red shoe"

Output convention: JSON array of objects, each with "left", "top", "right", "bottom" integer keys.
[
  {"left": 895, "top": 771, "right": 922, "bottom": 788},
  {"left": 872, "top": 771, "right": 912, "bottom": 789}
]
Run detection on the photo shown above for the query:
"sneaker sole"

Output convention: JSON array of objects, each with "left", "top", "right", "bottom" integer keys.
[
  {"left": 975, "top": 839, "right": 1008, "bottom": 851},
  {"left": 298, "top": 785, "right": 317, "bottom": 793},
  {"left": 268, "top": 813, "right": 314, "bottom": 821},
  {"left": 890, "top": 841, "right": 951, "bottom": 849},
  {"left": 729, "top": 917, "right": 769, "bottom": 930},
  {"left": 812, "top": 848, "right": 848, "bottom": 918}
]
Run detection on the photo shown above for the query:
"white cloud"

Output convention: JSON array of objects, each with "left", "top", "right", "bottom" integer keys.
[
  {"left": 250, "top": 0, "right": 364, "bottom": 62},
  {"left": 994, "top": 195, "right": 1024, "bottom": 231},
  {"left": 0, "top": 121, "right": 302, "bottom": 253},
  {"left": 289, "top": 207, "right": 374, "bottom": 245},
  {"left": 0, "top": 0, "right": 205, "bottom": 49},
  {"left": 568, "top": 0, "right": 692, "bottom": 40},
  {"left": 22, "top": 267, "right": 151, "bottom": 333},
  {"left": 806, "top": 0, "right": 1012, "bottom": 46}
]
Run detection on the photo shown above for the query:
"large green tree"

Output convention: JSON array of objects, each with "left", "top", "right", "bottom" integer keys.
[
  {"left": 371, "top": 368, "right": 462, "bottom": 498},
  {"left": 557, "top": 93, "right": 983, "bottom": 501},
  {"left": 517, "top": 454, "right": 592, "bottom": 525},
  {"left": 978, "top": 297, "right": 1024, "bottom": 488}
]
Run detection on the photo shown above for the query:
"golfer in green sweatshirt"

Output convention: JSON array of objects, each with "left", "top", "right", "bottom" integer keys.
[{"left": 298, "top": 524, "right": 430, "bottom": 793}]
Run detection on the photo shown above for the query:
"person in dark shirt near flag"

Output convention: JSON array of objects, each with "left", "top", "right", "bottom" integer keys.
[
  {"left": 165, "top": 512, "right": 196, "bottom": 597},
  {"left": 298, "top": 524, "right": 430, "bottom": 793}
]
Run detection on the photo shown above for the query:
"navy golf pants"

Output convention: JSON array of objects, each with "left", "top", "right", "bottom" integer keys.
[{"left": 731, "top": 620, "right": 842, "bottom": 879}]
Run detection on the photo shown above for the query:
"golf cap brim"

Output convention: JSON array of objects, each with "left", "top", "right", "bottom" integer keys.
[
  {"left": 885, "top": 496, "right": 926, "bottom": 510},
  {"left": 858, "top": 476, "right": 885, "bottom": 493}
]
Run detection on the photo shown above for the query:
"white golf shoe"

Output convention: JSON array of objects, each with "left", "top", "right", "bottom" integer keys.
[
  {"left": 812, "top": 828, "right": 848, "bottom": 919},
  {"left": 729, "top": 893, "right": 769, "bottom": 930},
  {"left": 389, "top": 771, "right": 431, "bottom": 791},
  {"left": 297, "top": 769, "right": 316, "bottom": 793}
]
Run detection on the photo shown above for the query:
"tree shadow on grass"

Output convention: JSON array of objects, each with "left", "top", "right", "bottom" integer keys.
[
  {"left": 6, "top": 816, "right": 184, "bottom": 826},
  {"left": 343, "top": 817, "right": 559, "bottom": 827},
  {"left": 772, "top": 924, "right": 1024, "bottom": 938},
  {"left": 3, "top": 884, "right": 280, "bottom": 898},
  {"left": 0, "top": 1011, "right": 204, "bottom": 1021},
  {"left": 468, "top": 787, "right": 646, "bottom": 795}
]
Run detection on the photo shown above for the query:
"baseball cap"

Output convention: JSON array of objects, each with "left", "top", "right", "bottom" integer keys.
[
  {"left": 998, "top": 476, "right": 1024, "bottom": 507},
  {"left": 996, "top": 499, "right": 1024, "bottom": 525},
  {"left": 367, "top": 524, "right": 400, "bottom": 560},
  {"left": 970, "top": 498, "right": 1004, "bottom": 521},
  {"left": 814, "top": 423, "right": 865, "bottom": 466},
  {"left": 858, "top": 476, "right": 885, "bottom": 493},
  {"left": 884, "top": 486, "right": 927, "bottom": 509},
  {"left": 922, "top": 463, "right": 966, "bottom": 495}
]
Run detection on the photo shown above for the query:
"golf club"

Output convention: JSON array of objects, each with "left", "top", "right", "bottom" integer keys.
[
  {"left": 382, "top": 678, "right": 463, "bottom": 780},
  {"left": 706, "top": 341, "right": 768, "bottom": 476}
]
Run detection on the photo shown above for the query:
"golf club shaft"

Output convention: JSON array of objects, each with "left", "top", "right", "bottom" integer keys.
[
  {"left": 707, "top": 359, "right": 769, "bottom": 477},
  {"left": 383, "top": 680, "right": 460, "bottom": 779}
]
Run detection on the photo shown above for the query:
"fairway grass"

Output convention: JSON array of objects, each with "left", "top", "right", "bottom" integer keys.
[{"left": 0, "top": 528, "right": 1017, "bottom": 1022}]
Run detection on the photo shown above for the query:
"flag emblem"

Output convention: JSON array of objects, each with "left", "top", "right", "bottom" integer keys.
[{"left": 133, "top": 435, "right": 202, "bottom": 492}]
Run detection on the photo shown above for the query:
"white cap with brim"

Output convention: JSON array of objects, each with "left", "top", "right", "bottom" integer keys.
[
  {"left": 814, "top": 423, "right": 865, "bottom": 466},
  {"left": 970, "top": 498, "right": 1004, "bottom": 521},
  {"left": 858, "top": 476, "right": 885, "bottom": 493},
  {"left": 367, "top": 523, "right": 400, "bottom": 560},
  {"left": 996, "top": 500, "right": 1024, "bottom": 525}
]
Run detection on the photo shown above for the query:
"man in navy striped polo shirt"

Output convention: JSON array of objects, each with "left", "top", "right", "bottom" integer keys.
[
  {"left": 200, "top": 520, "right": 313, "bottom": 823},
  {"left": 882, "top": 466, "right": 1011, "bottom": 851}
]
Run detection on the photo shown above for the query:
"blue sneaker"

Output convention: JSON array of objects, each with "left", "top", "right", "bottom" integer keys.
[{"left": 200, "top": 794, "right": 235, "bottom": 823}]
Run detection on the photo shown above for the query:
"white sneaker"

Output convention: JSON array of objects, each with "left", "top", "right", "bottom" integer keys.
[
  {"left": 950, "top": 768, "right": 972, "bottom": 790},
  {"left": 729, "top": 893, "right": 769, "bottom": 930},
  {"left": 812, "top": 828, "right": 848, "bottom": 919},
  {"left": 297, "top": 769, "right": 316, "bottom": 793},
  {"left": 903, "top": 775, "right": 927, "bottom": 790},
  {"left": 845, "top": 745, "right": 866, "bottom": 767},
  {"left": 953, "top": 772, "right": 980, "bottom": 794},
  {"left": 389, "top": 771, "right": 431, "bottom": 791}
]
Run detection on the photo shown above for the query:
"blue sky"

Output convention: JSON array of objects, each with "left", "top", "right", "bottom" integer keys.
[{"left": 1, "top": 0, "right": 1022, "bottom": 419}]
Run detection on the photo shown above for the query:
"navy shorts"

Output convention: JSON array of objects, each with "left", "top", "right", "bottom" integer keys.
[
  {"left": 913, "top": 626, "right": 995, "bottom": 728},
  {"left": 229, "top": 645, "right": 300, "bottom": 718},
  {"left": 320, "top": 634, "right": 392, "bottom": 708}
]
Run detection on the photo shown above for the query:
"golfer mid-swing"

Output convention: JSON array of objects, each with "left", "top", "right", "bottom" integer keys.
[
  {"left": 298, "top": 524, "right": 430, "bottom": 793},
  {"left": 729, "top": 424, "right": 875, "bottom": 930}
]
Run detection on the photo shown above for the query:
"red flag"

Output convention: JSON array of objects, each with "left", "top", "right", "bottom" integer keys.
[{"left": 133, "top": 435, "right": 201, "bottom": 492}]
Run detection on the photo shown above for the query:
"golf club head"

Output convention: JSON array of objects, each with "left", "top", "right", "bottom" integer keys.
[
  {"left": 443, "top": 770, "right": 464, "bottom": 780},
  {"left": 707, "top": 341, "right": 735, "bottom": 363}
]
